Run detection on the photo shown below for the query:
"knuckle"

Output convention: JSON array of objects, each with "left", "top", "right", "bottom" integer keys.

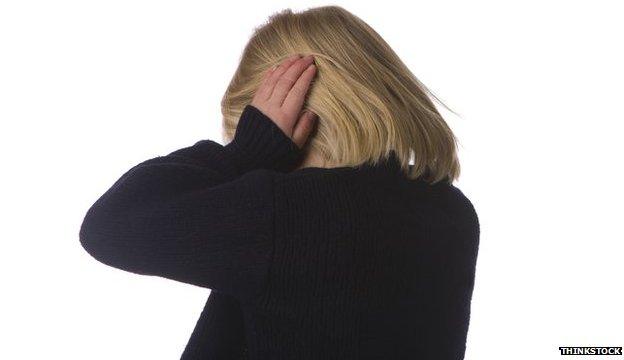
[
  {"left": 271, "top": 84, "right": 287, "bottom": 96},
  {"left": 278, "top": 76, "right": 296, "bottom": 86},
  {"left": 277, "top": 63, "right": 292, "bottom": 72},
  {"left": 290, "top": 86, "right": 305, "bottom": 97}
]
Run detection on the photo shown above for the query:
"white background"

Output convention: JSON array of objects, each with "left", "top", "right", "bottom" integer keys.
[{"left": 1, "top": 1, "right": 622, "bottom": 359}]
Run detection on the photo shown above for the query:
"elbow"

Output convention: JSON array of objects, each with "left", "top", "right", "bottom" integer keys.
[
  {"left": 79, "top": 201, "right": 154, "bottom": 276},
  {"left": 79, "top": 163, "right": 160, "bottom": 273},
  {"left": 79, "top": 202, "right": 129, "bottom": 271},
  {"left": 79, "top": 205, "right": 112, "bottom": 266}
]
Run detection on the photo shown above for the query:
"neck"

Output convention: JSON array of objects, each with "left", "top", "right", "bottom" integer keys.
[{"left": 294, "top": 150, "right": 327, "bottom": 170}]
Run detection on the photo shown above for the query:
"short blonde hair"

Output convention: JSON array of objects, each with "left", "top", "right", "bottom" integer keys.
[{"left": 221, "top": 5, "right": 460, "bottom": 184}]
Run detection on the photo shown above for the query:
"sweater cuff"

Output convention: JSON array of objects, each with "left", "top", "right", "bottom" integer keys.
[{"left": 224, "top": 105, "right": 303, "bottom": 173}]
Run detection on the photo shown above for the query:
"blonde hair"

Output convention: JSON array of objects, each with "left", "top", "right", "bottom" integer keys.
[{"left": 221, "top": 5, "right": 460, "bottom": 184}]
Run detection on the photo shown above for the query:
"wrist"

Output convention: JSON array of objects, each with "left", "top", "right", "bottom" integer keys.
[{"left": 224, "top": 105, "right": 303, "bottom": 173}]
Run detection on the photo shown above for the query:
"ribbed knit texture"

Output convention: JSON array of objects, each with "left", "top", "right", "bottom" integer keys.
[
  {"left": 79, "top": 104, "right": 480, "bottom": 360},
  {"left": 181, "top": 290, "right": 247, "bottom": 359}
]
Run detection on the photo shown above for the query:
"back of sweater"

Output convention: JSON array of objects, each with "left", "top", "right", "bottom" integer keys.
[
  {"left": 80, "top": 105, "right": 480, "bottom": 360},
  {"left": 244, "top": 164, "right": 479, "bottom": 359}
]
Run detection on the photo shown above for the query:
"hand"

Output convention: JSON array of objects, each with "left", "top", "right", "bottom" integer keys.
[{"left": 250, "top": 54, "right": 318, "bottom": 149}]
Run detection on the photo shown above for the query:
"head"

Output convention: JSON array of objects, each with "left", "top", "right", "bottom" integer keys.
[{"left": 221, "top": 5, "right": 460, "bottom": 184}]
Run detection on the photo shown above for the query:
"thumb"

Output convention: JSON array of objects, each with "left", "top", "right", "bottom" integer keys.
[{"left": 291, "top": 110, "right": 317, "bottom": 149}]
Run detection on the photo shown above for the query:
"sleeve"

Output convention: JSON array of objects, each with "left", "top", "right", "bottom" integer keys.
[
  {"left": 79, "top": 104, "right": 303, "bottom": 301},
  {"left": 180, "top": 290, "right": 247, "bottom": 359}
]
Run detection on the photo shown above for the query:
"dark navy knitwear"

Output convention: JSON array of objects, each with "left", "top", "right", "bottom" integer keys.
[{"left": 79, "top": 104, "right": 480, "bottom": 360}]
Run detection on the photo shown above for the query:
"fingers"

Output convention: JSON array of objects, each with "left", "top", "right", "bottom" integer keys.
[
  {"left": 249, "top": 53, "right": 318, "bottom": 145},
  {"left": 292, "top": 110, "right": 318, "bottom": 148},
  {"left": 270, "top": 55, "right": 316, "bottom": 106},
  {"left": 282, "top": 62, "right": 316, "bottom": 116},
  {"left": 254, "top": 65, "right": 278, "bottom": 102},
  {"left": 263, "top": 54, "right": 301, "bottom": 100}
]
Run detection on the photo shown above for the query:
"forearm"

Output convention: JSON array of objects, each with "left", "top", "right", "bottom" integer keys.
[{"left": 79, "top": 104, "right": 301, "bottom": 300}]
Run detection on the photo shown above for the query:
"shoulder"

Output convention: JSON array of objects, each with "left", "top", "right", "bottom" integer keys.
[
  {"left": 448, "top": 184, "right": 479, "bottom": 222},
  {"left": 434, "top": 183, "right": 480, "bottom": 240}
]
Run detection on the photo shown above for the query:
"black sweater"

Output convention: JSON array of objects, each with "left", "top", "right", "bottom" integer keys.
[{"left": 79, "top": 105, "right": 480, "bottom": 360}]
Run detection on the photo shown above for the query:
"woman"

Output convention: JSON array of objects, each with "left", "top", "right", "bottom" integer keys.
[{"left": 79, "top": 5, "right": 480, "bottom": 360}]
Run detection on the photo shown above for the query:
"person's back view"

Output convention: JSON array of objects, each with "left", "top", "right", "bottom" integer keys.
[
  {"left": 242, "top": 161, "right": 480, "bottom": 359},
  {"left": 79, "top": 5, "right": 480, "bottom": 359}
]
